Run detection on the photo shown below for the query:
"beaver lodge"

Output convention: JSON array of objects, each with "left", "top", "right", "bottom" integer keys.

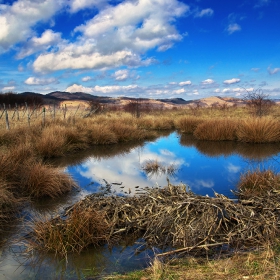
[{"left": 28, "top": 179, "right": 280, "bottom": 259}]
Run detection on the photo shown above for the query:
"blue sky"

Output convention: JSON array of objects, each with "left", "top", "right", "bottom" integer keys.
[{"left": 0, "top": 0, "right": 279, "bottom": 100}]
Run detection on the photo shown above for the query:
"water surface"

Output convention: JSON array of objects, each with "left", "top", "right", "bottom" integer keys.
[{"left": 1, "top": 132, "right": 280, "bottom": 279}]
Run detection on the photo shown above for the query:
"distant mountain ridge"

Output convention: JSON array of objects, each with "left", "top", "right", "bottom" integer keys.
[
  {"left": 18, "top": 91, "right": 244, "bottom": 107},
  {"left": 19, "top": 91, "right": 196, "bottom": 105}
]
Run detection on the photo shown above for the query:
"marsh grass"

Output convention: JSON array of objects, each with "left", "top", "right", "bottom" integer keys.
[
  {"left": 194, "top": 118, "right": 238, "bottom": 141},
  {"left": 0, "top": 179, "right": 20, "bottom": 222},
  {"left": 35, "top": 125, "right": 70, "bottom": 158},
  {"left": 88, "top": 124, "right": 118, "bottom": 145},
  {"left": 174, "top": 116, "right": 205, "bottom": 134},
  {"left": 30, "top": 207, "right": 110, "bottom": 258},
  {"left": 20, "top": 162, "right": 76, "bottom": 198},
  {"left": 237, "top": 169, "right": 280, "bottom": 198},
  {"left": 142, "top": 159, "right": 177, "bottom": 177},
  {"left": 236, "top": 117, "right": 280, "bottom": 143},
  {"left": 105, "top": 246, "right": 280, "bottom": 280}
]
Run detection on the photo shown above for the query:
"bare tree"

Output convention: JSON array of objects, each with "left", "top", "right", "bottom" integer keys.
[{"left": 243, "top": 88, "right": 274, "bottom": 117}]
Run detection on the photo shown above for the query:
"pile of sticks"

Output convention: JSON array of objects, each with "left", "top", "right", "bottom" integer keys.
[{"left": 59, "top": 181, "right": 280, "bottom": 256}]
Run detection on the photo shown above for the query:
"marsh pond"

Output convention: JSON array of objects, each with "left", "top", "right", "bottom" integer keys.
[{"left": 1, "top": 132, "right": 280, "bottom": 279}]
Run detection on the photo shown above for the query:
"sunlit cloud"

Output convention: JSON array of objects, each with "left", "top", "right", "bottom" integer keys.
[
  {"left": 82, "top": 76, "right": 92, "bottom": 82},
  {"left": 24, "top": 76, "right": 57, "bottom": 85},
  {"left": 1, "top": 86, "right": 15, "bottom": 92},
  {"left": 179, "top": 80, "right": 192, "bottom": 86},
  {"left": 201, "top": 79, "right": 214, "bottom": 85},
  {"left": 69, "top": 0, "right": 108, "bottom": 13},
  {"left": 33, "top": 0, "right": 189, "bottom": 73},
  {"left": 112, "top": 69, "right": 129, "bottom": 81},
  {"left": 0, "top": 0, "right": 62, "bottom": 51},
  {"left": 223, "top": 78, "right": 240, "bottom": 84},
  {"left": 17, "top": 29, "right": 63, "bottom": 59}
]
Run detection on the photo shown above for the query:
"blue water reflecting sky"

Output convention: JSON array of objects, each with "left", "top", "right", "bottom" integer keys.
[
  {"left": 2, "top": 132, "right": 280, "bottom": 279},
  {"left": 67, "top": 132, "right": 280, "bottom": 198}
]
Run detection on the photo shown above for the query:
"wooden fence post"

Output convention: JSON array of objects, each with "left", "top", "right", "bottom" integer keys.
[
  {"left": 3, "top": 104, "right": 10, "bottom": 130},
  {"left": 63, "top": 104, "right": 67, "bottom": 120},
  {"left": 25, "top": 102, "right": 30, "bottom": 127},
  {"left": 53, "top": 103, "right": 56, "bottom": 119},
  {"left": 42, "top": 107, "right": 46, "bottom": 127}
]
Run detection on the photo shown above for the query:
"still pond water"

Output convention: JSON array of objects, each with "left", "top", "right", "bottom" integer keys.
[{"left": 1, "top": 132, "right": 280, "bottom": 279}]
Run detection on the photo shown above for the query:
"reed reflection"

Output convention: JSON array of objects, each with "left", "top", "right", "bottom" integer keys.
[{"left": 179, "top": 134, "right": 280, "bottom": 160}]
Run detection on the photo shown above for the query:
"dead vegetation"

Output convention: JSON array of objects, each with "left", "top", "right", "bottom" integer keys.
[
  {"left": 30, "top": 207, "right": 111, "bottom": 258},
  {"left": 27, "top": 175, "right": 280, "bottom": 260},
  {"left": 142, "top": 159, "right": 178, "bottom": 177}
]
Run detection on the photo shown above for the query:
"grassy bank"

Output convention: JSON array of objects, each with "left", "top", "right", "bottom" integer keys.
[
  {"left": 104, "top": 249, "right": 280, "bottom": 279},
  {"left": 1, "top": 107, "right": 280, "bottom": 224}
]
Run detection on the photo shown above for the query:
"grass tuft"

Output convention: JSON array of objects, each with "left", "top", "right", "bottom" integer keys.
[
  {"left": 236, "top": 117, "right": 280, "bottom": 143},
  {"left": 194, "top": 118, "right": 238, "bottom": 141},
  {"left": 31, "top": 207, "right": 110, "bottom": 257},
  {"left": 20, "top": 162, "right": 76, "bottom": 198},
  {"left": 237, "top": 169, "right": 280, "bottom": 198},
  {"left": 175, "top": 116, "right": 204, "bottom": 134}
]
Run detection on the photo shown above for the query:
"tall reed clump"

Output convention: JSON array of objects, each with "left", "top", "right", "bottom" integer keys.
[
  {"left": 194, "top": 118, "right": 238, "bottom": 141},
  {"left": 237, "top": 169, "right": 280, "bottom": 198},
  {"left": 87, "top": 123, "right": 118, "bottom": 145},
  {"left": 0, "top": 179, "right": 20, "bottom": 224},
  {"left": 109, "top": 122, "right": 155, "bottom": 142},
  {"left": 31, "top": 207, "right": 110, "bottom": 257},
  {"left": 174, "top": 116, "right": 205, "bottom": 134},
  {"left": 150, "top": 117, "right": 174, "bottom": 130},
  {"left": 0, "top": 144, "right": 75, "bottom": 199},
  {"left": 20, "top": 161, "right": 76, "bottom": 198},
  {"left": 236, "top": 117, "right": 280, "bottom": 143},
  {"left": 35, "top": 125, "right": 69, "bottom": 158}
]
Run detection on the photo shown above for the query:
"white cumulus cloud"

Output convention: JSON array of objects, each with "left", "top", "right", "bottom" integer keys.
[
  {"left": 179, "top": 80, "right": 192, "bottom": 86},
  {"left": 112, "top": 69, "right": 129, "bottom": 81},
  {"left": 17, "top": 29, "right": 63, "bottom": 59},
  {"left": 66, "top": 84, "right": 94, "bottom": 93},
  {"left": 69, "top": 0, "right": 108, "bottom": 13},
  {"left": 33, "top": 0, "right": 189, "bottom": 73},
  {"left": 1, "top": 86, "right": 15, "bottom": 92},
  {"left": 82, "top": 76, "right": 92, "bottom": 82},
  {"left": 24, "top": 76, "right": 57, "bottom": 85},
  {"left": 223, "top": 78, "right": 240, "bottom": 84},
  {"left": 201, "top": 79, "right": 214, "bottom": 85},
  {"left": 0, "top": 0, "right": 62, "bottom": 51}
]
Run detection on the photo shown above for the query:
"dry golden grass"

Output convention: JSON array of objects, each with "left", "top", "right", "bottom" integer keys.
[
  {"left": 0, "top": 179, "right": 20, "bottom": 222},
  {"left": 194, "top": 119, "right": 238, "bottom": 141},
  {"left": 88, "top": 124, "right": 118, "bottom": 145},
  {"left": 20, "top": 161, "right": 76, "bottom": 198},
  {"left": 31, "top": 207, "right": 110, "bottom": 257},
  {"left": 34, "top": 125, "right": 69, "bottom": 157},
  {"left": 103, "top": 247, "right": 280, "bottom": 280},
  {"left": 237, "top": 169, "right": 280, "bottom": 198},
  {"left": 174, "top": 116, "right": 205, "bottom": 133},
  {"left": 236, "top": 117, "right": 280, "bottom": 143}
]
